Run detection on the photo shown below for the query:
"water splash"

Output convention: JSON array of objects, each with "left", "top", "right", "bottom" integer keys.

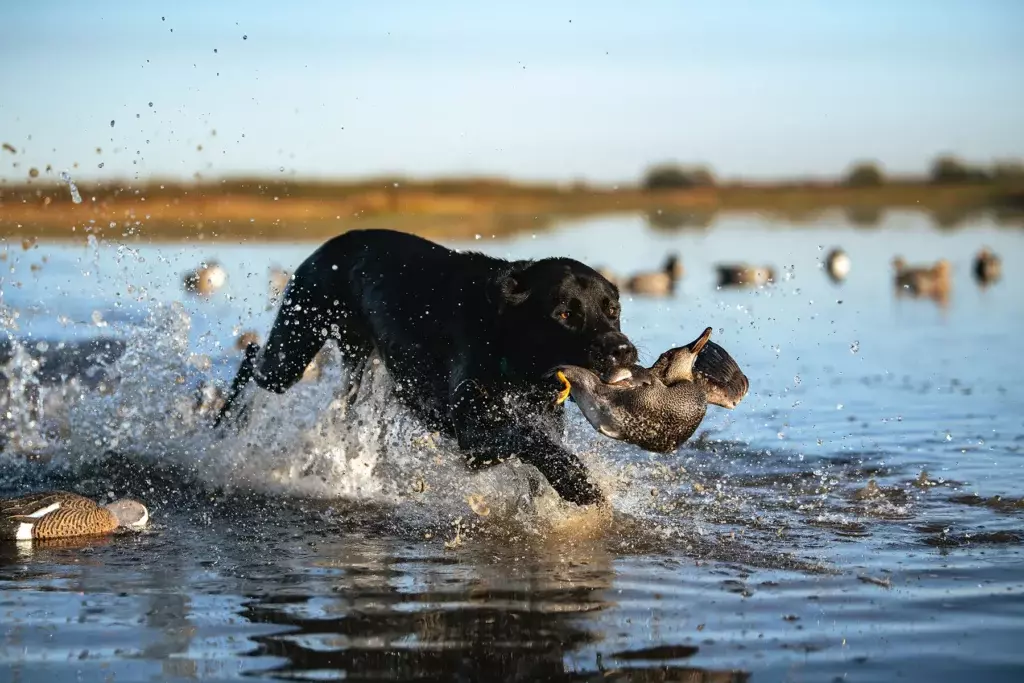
[{"left": 59, "top": 170, "right": 82, "bottom": 204}]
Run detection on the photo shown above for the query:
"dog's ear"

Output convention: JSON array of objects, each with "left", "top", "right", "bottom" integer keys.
[{"left": 488, "top": 274, "right": 531, "bottom": 309}]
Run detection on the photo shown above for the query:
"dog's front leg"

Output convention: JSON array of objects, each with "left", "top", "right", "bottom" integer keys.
[{"left": 450, "top": 379, "right": 602, "bottom": 506}]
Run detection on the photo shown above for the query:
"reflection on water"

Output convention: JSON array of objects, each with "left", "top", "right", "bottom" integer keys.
[{"left": 2, "top": 211, "right": 1024, "bottom": 681}]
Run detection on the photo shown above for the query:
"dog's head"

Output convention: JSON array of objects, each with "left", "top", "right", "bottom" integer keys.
[{"left": 490, "top": 258, "right": 637, "bottom": 379}]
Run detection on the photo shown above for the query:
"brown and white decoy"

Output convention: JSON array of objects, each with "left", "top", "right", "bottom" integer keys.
[
  {"left": 595, "top": 266, "right": 621, "bottom": 289},
  {"left": 182, "top": 260, "right": 227, "bottom": 297},
  {"left": 235, "top": 329, "right": 261, "bottom": 352},
  {"left": 622, "top": 254, "right": 684, "bottom": 296},
  {"left": 893, "top": 257, "right": 951, "bottom": 302},
  {"left": 825, "top": 248, "right": 851, "bottom": 283},
  {"left": 973, "top": 248, "right": 1001, "bottom": 286},
  {"left": 716, "top": 264, "right": 775, "bottom": 288},
  {"left": 1, "top": 491, "right": 149, "bottom": 541}
]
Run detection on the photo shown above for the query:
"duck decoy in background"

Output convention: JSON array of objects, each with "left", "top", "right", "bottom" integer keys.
[
  {"left": 973, "top": 248, "right": 1001, "bottom": 286},
  {"left": 194, "top": 380, "right": 227, "bottom": 417},
  {"left": 716, "top": 264, "right": 775, "bottom": 288},
  {"left": 235, "top": 329, "right": 261, "bottom": 352},
  {"left": 892, "top": 257, "right": 951, "bottom": 302},
  {"left": 182, "top": 260, "right": 227, "bottom": 297},
  {"left": 622, "top": 254, "right": 684, "bottom": 296},
  {"left": 553, "top": 326, "right": 749, "bottom": 453},
  {"left": 1, "top": 491, "right": 149, "bottom": 541},
  {"left": 825, "top": 248, "right": 851, "bottom": 283},
  {"left": 595, "top": 266, "right": 621, "bottom": 289},
  {"left": 268, "top": 266, "right": 292, "bottom": 306}
]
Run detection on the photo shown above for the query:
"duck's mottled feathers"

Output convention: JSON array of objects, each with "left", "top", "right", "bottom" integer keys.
[{"left": 1, "top": 491, "right": 119, "bottom": 541}]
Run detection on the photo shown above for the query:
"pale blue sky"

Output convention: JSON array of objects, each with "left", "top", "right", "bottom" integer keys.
[{"left": 1, "top": 1, "right": 1022, "bottom": 183}]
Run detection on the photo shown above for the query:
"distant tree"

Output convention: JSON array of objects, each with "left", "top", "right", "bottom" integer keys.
[
  {"left": 642, "top": 163, "right": 715, "bottom": 190},
  {"left": 844, "top": 161, "right": 885, "bottom": 187},
  {"left": 930, "top": 155, "right": 990, "bottom": 184},
  {"left": 992, "top": 160, "right": 1024, "bottom": 182}
]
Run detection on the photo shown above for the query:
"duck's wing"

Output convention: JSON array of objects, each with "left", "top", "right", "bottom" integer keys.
[
  {"left": 1, "top": 492, "right": 105, "bottom": 541},
  {"left": 23, "top": 506, "right": 119, "bottom": 540},
  {"left": 693, "top": 340, "right": 749, "bottom": 409},
  {"left": 1, "top": 491, "right": 94, "bottom": 516}
]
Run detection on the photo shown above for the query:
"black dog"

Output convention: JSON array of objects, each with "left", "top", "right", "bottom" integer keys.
[{"left": 216, "top": 229, "right": 637, "bottom": 505}]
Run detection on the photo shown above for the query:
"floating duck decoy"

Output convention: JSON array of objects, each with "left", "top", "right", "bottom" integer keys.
[
  {"left": 182, "top": 260, "right": 227, "bottom": 297},
  {"left": 622, "top": 254, "right": 684, "bottom": 296},
  {"left": 893, "top": 257, "right": 951, "bottom": 301},
  {"left": 825, "top": 248, "right": 851, "bottom": 283},
  {"left": 194, "top": 380, "right": 226, "bottom": 417},
  {"left": 1, "top": 491, "right": 149, "bottom": 541},
  {"left": 553, "top": 327, "right": 748, "bottom": 453},
  {"left": 268, "top": 266, "right": 292, "bottom": 306},
  {"left": 595, "top": 266, "right": 621, "bottom": 289},
  {"left": 973, "top": 248, "right": 1001, "bottom": 286},
  {"left": 235, "top": 329, "right": 261, "bottom": 352},
  {"left": 716, "top": 264, "right": 775, "bottom": 288}
]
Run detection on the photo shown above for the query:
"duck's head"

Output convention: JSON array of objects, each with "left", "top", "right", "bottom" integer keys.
[
  {"left": 103, "top": 499, "right": 149, "bottom": 530},
  {"left": 550, "top": 327, "right": 713, "bottom": 453},
  {"left": 892, "top": 256, "right": 907, "bottom": 272},
  {"left": 652, "top": 326, "right": 712, "bottom": 385}
]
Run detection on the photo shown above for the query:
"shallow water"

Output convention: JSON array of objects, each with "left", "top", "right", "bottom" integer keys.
[{"left": 1, "top": 211, "right": 1023, "bottom": 682}]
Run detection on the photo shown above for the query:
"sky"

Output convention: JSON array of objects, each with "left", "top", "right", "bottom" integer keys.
[{"left": 1, "top": 0, "right": 1022, "bottom": 183}]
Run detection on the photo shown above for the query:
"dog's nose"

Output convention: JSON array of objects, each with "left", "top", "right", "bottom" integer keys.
[
  {"left": 608, "top": 342, "right": 637, "bottom": 367},
  {"left": 599, "top": 333, "right": 637, "bottom": 368}
]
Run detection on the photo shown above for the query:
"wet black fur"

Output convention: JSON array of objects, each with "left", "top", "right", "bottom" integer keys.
[{"left": 216, "top": 229, "right": 638, "bottom": 505}]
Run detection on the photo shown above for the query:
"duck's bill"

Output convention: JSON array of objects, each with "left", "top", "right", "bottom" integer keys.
[
  {"left": 551, "top": 366, "right": 628, "bottom": 439},
  {"left": 549, "top": 366, "right": 634, "bottom": 406},
  {"left": 692, "top": 338, "right": 750, "bottom": 409}
]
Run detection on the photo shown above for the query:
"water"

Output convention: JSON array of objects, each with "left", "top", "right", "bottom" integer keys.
[{"left": 1, "top": 211, "right": 1022, "bottom": 682}]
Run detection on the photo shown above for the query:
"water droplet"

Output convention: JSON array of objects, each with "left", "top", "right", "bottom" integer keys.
[
  {"left": 793, "top": 374, "right": 801, "bottom": 385},
  {"left": 836, "top": 403, "right": 844, "bottom": 410},
  {"left": 474, "top": 234, "right": 482, "bottom": 240},
  {"left": 59, "top": 171, "right": 82, "bottom": 203},
  {"left": 110, "top": 119, "right": 115, "bottom": 128},
  {"left": 243, "top": 34, "right": 248, "bottom": 40},
  {"left": 850, "top": 340, "right": 860, "bottom": 354},
  {"left": 945, "top": 432, "right": 952, "bottom": 441}
]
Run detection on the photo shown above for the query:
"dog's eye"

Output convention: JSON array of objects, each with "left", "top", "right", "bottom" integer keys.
[
  {"left": 608, "top": 305, "right": 619, "bottom": 318},
  {"left": 559, "top": 311, "right": 571, "bottom": 321}
]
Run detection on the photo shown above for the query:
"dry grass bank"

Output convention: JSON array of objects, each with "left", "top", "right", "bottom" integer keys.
[{"left": 1, "top": 177, "right": 1020, "bottom": 243}]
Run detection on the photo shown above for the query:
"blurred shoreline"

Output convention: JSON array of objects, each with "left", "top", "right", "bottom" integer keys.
[{"left": 2, "top": 176, "right": 1022, "bottom": 243}]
